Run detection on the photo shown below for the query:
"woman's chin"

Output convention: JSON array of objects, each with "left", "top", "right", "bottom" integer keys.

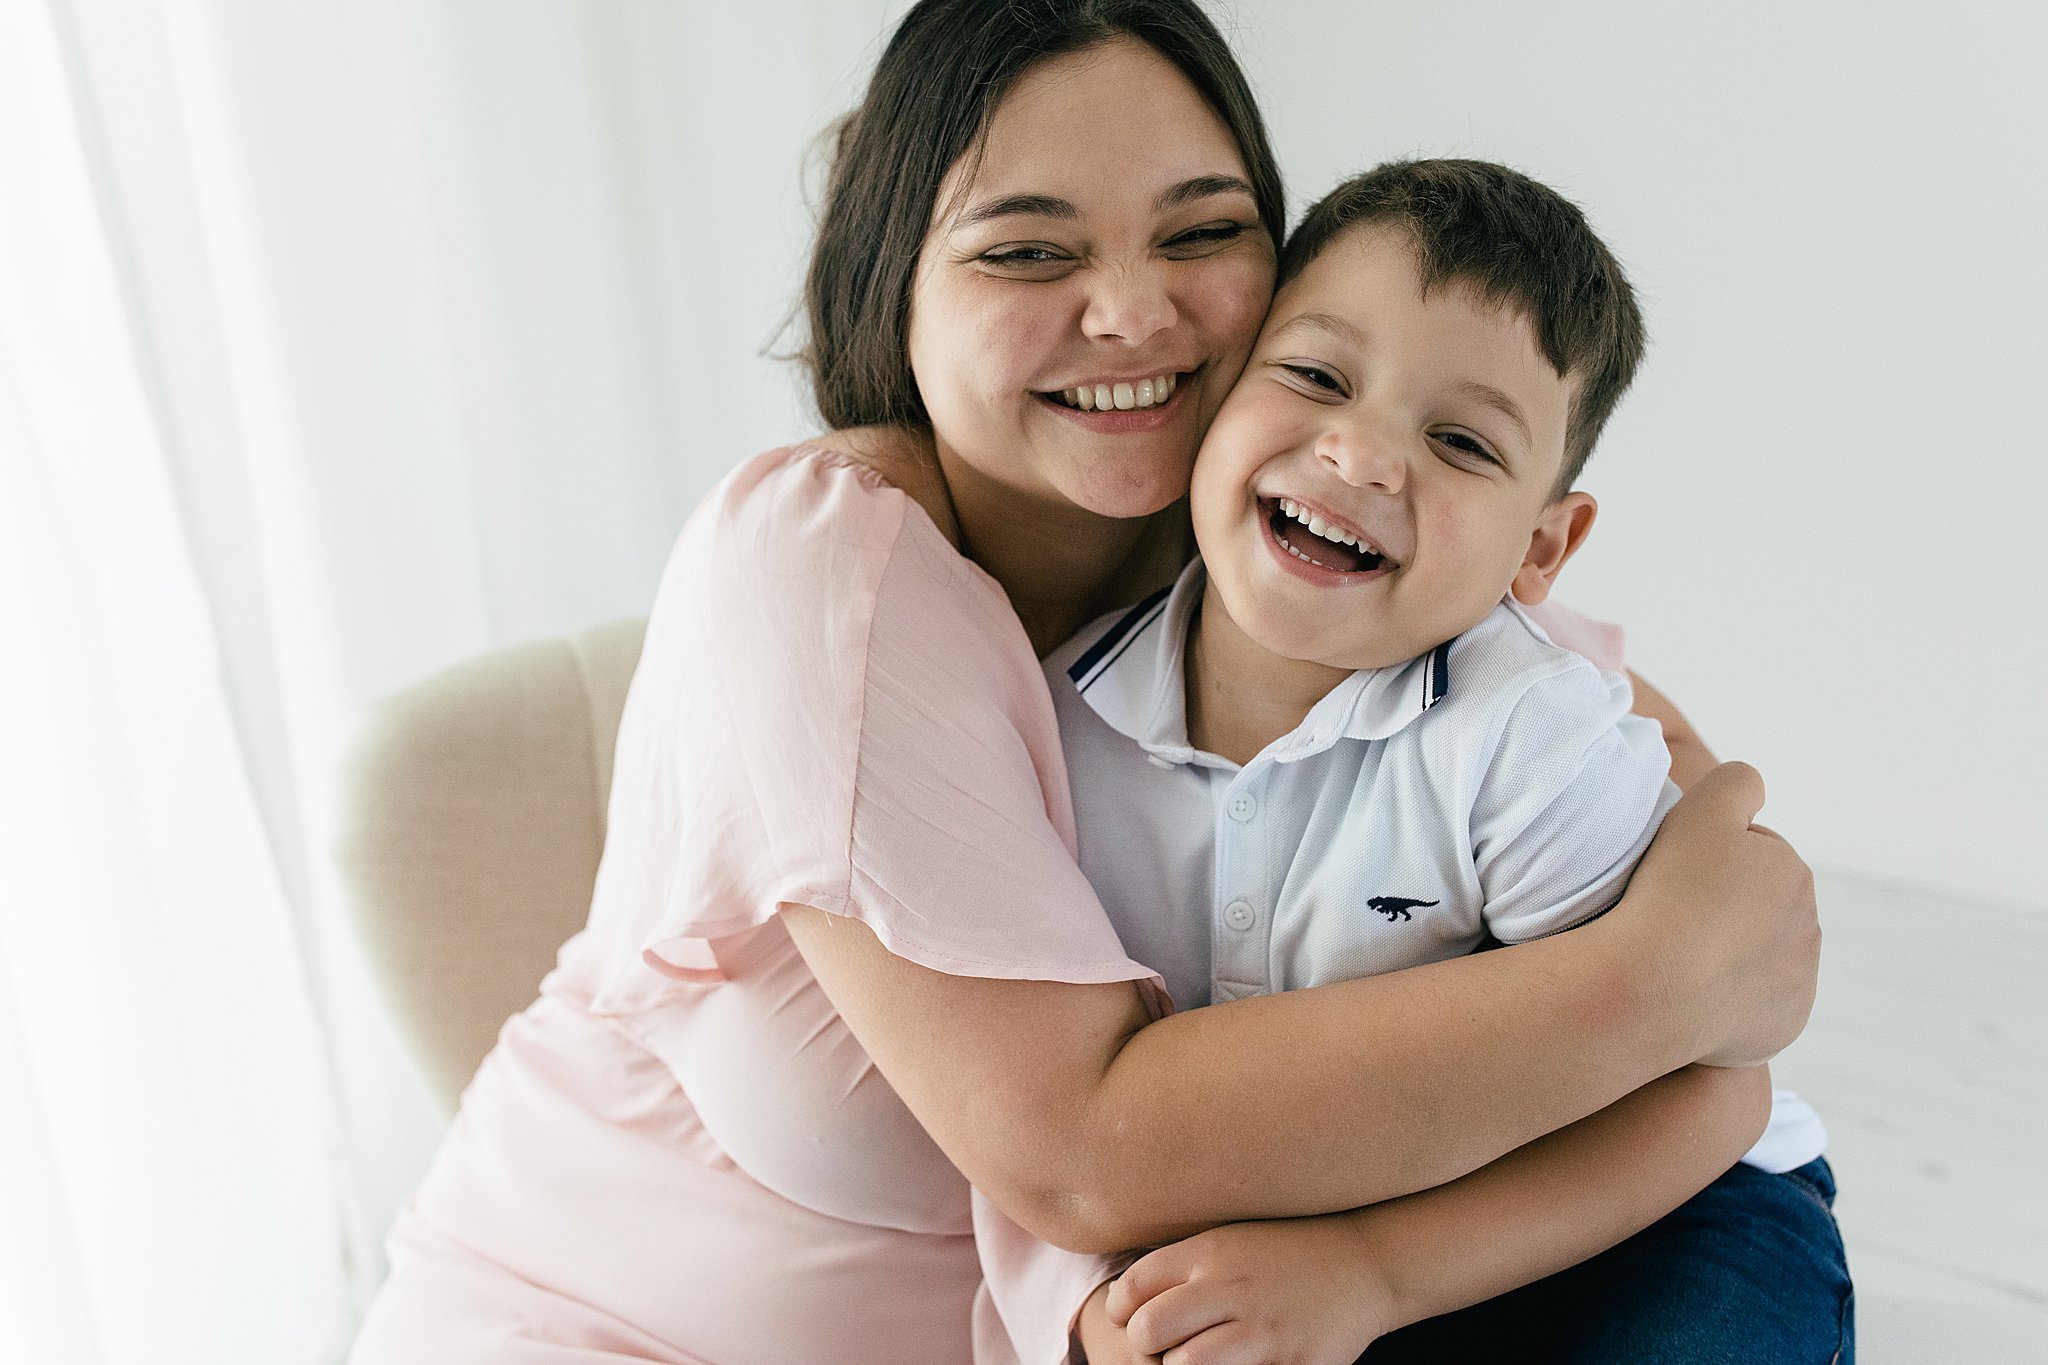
[{"left": 1062, "top": 465, "right": 1194, "bottom": 522}]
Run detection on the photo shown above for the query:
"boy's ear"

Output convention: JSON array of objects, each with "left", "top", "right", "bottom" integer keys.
[{"left": 1510, "top": 492, "right": 1597, "bottom": 605}]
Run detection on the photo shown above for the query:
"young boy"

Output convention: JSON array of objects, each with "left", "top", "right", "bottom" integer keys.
[{"left": 1033, "top": 160, "right": 1841, "bottom": 1363}]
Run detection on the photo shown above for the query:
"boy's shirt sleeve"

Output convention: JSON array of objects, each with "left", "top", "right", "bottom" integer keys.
[{"left": 1469, "top": 658, "right": 1680, "bottom": 945}]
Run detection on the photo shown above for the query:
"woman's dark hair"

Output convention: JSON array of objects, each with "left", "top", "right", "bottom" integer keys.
[{"left": 803, "top": 0, "right": 1285, "bottom": 430}]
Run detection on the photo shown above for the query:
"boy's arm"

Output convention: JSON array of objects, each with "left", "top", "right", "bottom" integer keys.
[
  {"left": 1097, "top": 1062, "right": 1770, "bottom": 1362},
  {"left": 1340, "top": 1059, "right": 1769, "bottom": 1329},
  {"left": 1628, "top": 669, "right": 1718, "bottom": 790}
]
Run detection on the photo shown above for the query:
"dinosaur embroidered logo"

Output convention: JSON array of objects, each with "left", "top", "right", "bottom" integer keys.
[{"left": 1368, "top": 896, "right": 1439, "bottom": 923}]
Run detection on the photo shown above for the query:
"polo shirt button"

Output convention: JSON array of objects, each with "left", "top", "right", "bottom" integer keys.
[
  {"left": 1223, "top": 900, "right": 1256, "bottom": 932},
  {"left": 1228, "top": 793, "right": 1257, "bottom": 823}
]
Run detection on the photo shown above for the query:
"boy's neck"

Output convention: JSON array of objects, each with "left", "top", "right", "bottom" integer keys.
[{"left": 1185, "top": 584, "right": 1354, "bottom": 766}]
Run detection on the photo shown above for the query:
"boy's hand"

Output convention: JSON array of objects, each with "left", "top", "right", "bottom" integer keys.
[
  {"left": 1076, "top": 1278, "right": 1156, "bottom": 1364},
  {"left": 1102, "top": 1216, "right": 1394, "bottom": 1365}
]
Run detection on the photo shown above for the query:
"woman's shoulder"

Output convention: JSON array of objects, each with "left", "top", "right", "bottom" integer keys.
[
  {"left": 653, "top": 431, "right": 1007, "bottom": 653},
  {"left": 686, "top": 429, "right": 960, "bottom": 561},
  {"left": 799, "top": 426, "right": 962, "bottom": 548}
]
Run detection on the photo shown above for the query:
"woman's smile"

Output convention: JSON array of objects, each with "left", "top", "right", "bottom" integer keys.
[
  {"left": 1037, "top": 367, "right": 1193, "bottom": 432},
  {"left": 1049, "top": 370, "right": 1181, "bottom": 411},
  {"left": 907, "top": 38, "right": 1275, "bottom": 525}
]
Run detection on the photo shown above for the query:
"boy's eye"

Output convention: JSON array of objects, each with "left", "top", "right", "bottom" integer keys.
[
  {"left": 1431, "top": 430, "right": 1500, "bottom": 467},
  {"left": 1279, "top": 362, "right": 1346, "bottom": 395}
]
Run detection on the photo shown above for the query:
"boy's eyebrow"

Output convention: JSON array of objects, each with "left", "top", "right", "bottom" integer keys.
[
  {"left": 954, "top": 176, "right": 1256, "bottom": 229},
  {"left": 1276, "top": 310, "right": 1370, "bottom": 350},
  {"left": 1453, "top": 380, "right": 1533, "bottom": 453}
]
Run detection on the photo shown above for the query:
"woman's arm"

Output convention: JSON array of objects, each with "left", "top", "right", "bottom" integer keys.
[
  {"left": 1089, "top": 1064, "right": 1770, "bottom": 1362},
  {"left": 1629, "top": 669, "right": 1718, "bottom": 789},
  {"left": 784, "top": 763, "right": 1816, "bottom": 1254}
]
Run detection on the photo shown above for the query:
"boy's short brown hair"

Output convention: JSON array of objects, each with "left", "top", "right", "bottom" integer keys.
[{"left": 1280, "top": 159, "right": 1645, "bottom": 493}]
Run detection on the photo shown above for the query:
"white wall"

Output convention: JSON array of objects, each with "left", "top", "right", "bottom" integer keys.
[
  {"left": 589, "top": 0, "right": 2045, "bottom": 905},
  {"left": 150, "top": 2, "right": 2039, "bottom": 909},
  {"left": 1224, "top": 1, "right": 2047, "bottom": 905}
]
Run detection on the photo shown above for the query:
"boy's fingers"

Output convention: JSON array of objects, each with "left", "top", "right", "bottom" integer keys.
[
  {"left": 1105, "top": 1248, "right": 1190, "bottom": 1324},
  {"left": 1124, "top": 1282, "right": 1232, "bottom": 1356},
  {"left": 1162, "top": 1320, "right": 1259, "bottom": 1365}
]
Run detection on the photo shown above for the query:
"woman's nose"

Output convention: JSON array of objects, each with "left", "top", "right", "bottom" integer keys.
[
  {"left": 1315, "top": 420, "right": 1407, "bottom": 494},
  {"left": 1079, "top": 263, "right": 1178, "bottom": 345}
]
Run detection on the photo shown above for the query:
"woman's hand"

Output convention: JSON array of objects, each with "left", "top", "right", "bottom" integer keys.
[
  {"left": 1611, "top": 761, "right": 1820, "bottom": 1069},
  {"left": 1101, "top": 1218, "right": 1393, "bottom": 1365}
]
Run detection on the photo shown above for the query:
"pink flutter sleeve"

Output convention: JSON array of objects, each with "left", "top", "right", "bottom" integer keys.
[{"left": 612, "top": 445, "right": 1165, "bottom": 996}]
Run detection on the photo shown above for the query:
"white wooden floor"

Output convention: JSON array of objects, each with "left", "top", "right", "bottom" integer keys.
[{"left": 1772, "top": 869, "right": 2048, "bottom": 1361}]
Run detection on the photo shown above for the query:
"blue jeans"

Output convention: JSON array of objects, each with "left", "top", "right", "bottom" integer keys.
[{"left": 1360, "top": 1158, "right": 1854, "bottom": 1363}]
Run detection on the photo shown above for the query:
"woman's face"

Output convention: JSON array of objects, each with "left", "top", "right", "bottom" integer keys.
[{"left": 907, "top": 38, "right": 1276, "bottom": 524}]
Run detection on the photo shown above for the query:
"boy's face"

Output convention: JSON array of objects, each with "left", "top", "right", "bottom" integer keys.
[{"left": 1191, "top": 227, "right": 1596, "bottom": 673}]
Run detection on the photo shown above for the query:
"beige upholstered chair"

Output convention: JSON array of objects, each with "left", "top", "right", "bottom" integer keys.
[{"left": 335, "top": 619, "right": 646, "bottom": 1112}]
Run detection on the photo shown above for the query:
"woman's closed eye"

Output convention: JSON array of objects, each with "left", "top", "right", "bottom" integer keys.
[
  {"left": 976, "top": 242, "right": 1074, "bottom": 266},
  {"left": 1162, "top": 221, "right": 1252, "bottom": 256}
]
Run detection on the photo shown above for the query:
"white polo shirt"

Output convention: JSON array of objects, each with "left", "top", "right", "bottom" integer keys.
[{"left": 1046, "top": 561, "right": 1825, "bottom": 1172}]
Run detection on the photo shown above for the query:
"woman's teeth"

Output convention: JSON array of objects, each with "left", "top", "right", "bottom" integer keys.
[{"left": 1058, "top": 373, "right": 1178, "bottom": 411}]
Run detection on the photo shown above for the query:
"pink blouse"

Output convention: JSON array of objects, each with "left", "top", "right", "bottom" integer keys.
[{"left": 349, "top": 447, "right": 1162, "bottom": 1365}]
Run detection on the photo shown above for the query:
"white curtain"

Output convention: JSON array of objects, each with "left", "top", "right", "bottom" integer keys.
[
  {"left": 0, "top": 3, "right": 348, "bottom": 1361},
  {"left": 2, "top": 0, "right": 910, "bottom": 1359}
]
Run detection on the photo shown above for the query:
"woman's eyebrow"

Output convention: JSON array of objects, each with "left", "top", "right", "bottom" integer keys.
[
  {"left": 1154, "top": 174, "right": 1256, "bottom": 212},
  {"left": 954, "top": 175, "right": 1256, "bottom": 229},
  {"left": 955, "top": 193, "right": 1077, "bottom": 228}
]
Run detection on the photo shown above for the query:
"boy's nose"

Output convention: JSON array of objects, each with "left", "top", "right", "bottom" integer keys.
[
  {"left": 1080, "top": 264, "right": 1178, "bottom": 346},
  {"left": 1315, "top": 420, "right": 1406, "bottom": 494}
]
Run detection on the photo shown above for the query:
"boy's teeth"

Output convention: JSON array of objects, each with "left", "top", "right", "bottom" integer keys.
[
  {"left": 1059, "top": 373, "right": 1177, "bottom": 411},
  {"left": 1278, "top": 499, "right": 1370, "bottom": 552}
]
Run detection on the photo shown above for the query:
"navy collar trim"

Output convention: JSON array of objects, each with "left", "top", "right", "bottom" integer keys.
[
  {"left": 1068, "top": 584, "right": 1173, "bottom": 694},
  {"left": 1423, "top": 637, "right": 1453, "bottom": 711}
]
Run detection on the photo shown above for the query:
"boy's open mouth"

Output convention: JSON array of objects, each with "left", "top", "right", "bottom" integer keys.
[{"left": 1262, "top": 496, "right": 1393, "bottom": 574}]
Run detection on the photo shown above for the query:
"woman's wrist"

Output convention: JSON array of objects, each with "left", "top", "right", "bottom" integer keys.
[
  {"left": 1562, "top": 900, "right": 1711, "bottom": 1078},
  {"left": 1336, "top": 1208, "right": 1415, "bottom": 1341},
  {"left": 1581, "top": 859, "right": 1728, "bottom": 1064}
]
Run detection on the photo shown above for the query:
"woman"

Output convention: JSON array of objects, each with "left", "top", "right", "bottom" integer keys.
[{"left": 348, "top": 4, "right": 1827, "bottom": 1363}]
